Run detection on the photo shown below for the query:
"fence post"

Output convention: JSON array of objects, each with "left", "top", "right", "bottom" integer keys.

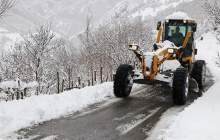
[
  {"left": 68, "top": 67, "right": 71, "bottom": 89},
  {"left": 12, "top": 93, "right": 14, "bottom": 100},
  {"left": 94, "top": 71, "right": 97, "bottom": 82},
  {"left": 57, "top": 72, "right": 60, "bottom": 94},
  {"left": 100, "top": 67, "right": 103, "bottom": 83},
  {"left": 61, "top": 79, "right": 64, "bottom": 92},
  {"left": 71, "top": 81, "right": 74, "bottom": 89},
  {"left": 24, "top": 88, "right": 27, "bottom": 97},
  {"left": 113, "top": 74, "right": 116, "bottom": 81},
  {"left": 16, "top": 91, "right": 19, "bottom": 100},
  {"left": 78, "top": 77, "right": 81, "bottom": 88},
  {"left": 91, "top": 70, "right": 94, "bottom": 86},
  {"left": 88, "top": 80, "right": 90, "bottom": 86},
  {"left": 82, "top": 83, "right": 85, "bottom": 88},
  {"left": 106, "top": 74, "right": 108, "bottom": 82},
  {"left": 21, "top": 92, "right": 24, "bottom": 99},
  {"left": 110, "top": 70, "right": 113, "bottom": 81}
]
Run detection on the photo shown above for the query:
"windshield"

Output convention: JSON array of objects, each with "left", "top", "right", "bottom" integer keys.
[
  {"left": 165, "top": 24, "right": 193, "bottom": 47},
  {"left": 167, "top": 25, "right": 186, "bottom": 46},
  {"left": 168, "top": 26, "right": 186, "bottom": 37}
]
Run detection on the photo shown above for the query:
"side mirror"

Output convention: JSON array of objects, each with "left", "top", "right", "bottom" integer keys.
[
  {"left": 192, "top": 23, "right": 197, "bottom": 32},
  {"left": 157, "top": 21, "right": 162, "bottom": 30}
]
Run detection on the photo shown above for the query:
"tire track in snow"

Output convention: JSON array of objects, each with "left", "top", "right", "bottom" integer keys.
[{"left": 116, "top": 107, "right": 161, "bottom": 135}]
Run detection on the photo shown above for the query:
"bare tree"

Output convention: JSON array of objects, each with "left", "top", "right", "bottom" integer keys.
[
  {"left": 0, "top": 0, "right": 15, "bottom": 17},
  {"left": 79, "top": 13, "right": 153, "bottom": 83},
  {"left": 1, "top": 24, "right": 58, "bottom": 94}
]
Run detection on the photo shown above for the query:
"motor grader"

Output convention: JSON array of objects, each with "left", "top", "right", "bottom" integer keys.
[{"left": 113, "top": 17, "right": 206, "bottom": 105}]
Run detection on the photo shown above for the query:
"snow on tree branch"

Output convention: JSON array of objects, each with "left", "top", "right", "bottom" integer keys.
[
  {"left": 203, "top": 0, "right": 220, "bottom": 28},
  {"left": 0, "top": 0, "right": 15, "bottom": 17}
]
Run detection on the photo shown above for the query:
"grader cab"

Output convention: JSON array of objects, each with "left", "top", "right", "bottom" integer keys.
[{"left": 113, "top": 16, "right": 206, "bottom": 105}]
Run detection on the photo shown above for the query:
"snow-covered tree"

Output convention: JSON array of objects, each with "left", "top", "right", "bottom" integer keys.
[
  {"left": 79, "top": 13, "right": 153, "bottom": 83},
  {"left": 0, "top": 0, "right": 15, "bottom": 17},
  {"left": 203, "top": 0, "right": 220, "bottom": 64},
  {"left": 203, "top": 0, "right": 220, "bottom": 30}
]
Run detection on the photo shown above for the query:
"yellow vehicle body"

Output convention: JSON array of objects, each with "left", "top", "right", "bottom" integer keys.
[{"left": 129, "top": 19, "right": 197, "bottom": 81}]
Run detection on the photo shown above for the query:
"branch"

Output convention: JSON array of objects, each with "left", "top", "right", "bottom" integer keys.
[{"left": 0, "top": 0, "right": 15, "bottom": 17}]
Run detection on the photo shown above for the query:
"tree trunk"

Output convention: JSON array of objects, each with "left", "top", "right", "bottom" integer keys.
[{"left": 78, "top": 77, "right": 81, "bottom": 88}]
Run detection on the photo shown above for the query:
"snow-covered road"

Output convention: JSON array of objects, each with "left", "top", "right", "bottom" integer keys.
[
  {"left": 13, "top": 77, "right": 214, "bottom": 140},
  {"left": 17, "top": 85, "right": 174, "bottom": 140}
]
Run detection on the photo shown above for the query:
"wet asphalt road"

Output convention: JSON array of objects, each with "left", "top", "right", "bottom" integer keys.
[{"left": 19, "top": 73, "right": 213, "bottom": 140}]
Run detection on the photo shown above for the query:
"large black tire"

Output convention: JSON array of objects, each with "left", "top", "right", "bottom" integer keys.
[
  {"left": 172, "top": 67, "right": 189, "bottom": 105},
  {"left": 191, "top": 60, "right": 206, "bottom": 90},
  {"left": 114, "top": 64, "right": 134, "bottom": 98}
]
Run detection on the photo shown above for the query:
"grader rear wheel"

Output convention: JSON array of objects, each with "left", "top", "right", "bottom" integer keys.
[{"left": 191, "top": 60, "right": 206, "bottom": 91}]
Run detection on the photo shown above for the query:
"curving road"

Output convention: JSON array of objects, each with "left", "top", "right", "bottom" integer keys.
[{"left": 19, "top": 73, "right": 213, "bottom": 140}]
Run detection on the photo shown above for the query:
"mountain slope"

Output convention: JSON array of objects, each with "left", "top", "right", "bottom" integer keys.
[
  {"left": 0, "top": 0, "right": 197, "bottom": 36},
  {"left": 0, "top": 0, "right": 205, "bottom": 51}
]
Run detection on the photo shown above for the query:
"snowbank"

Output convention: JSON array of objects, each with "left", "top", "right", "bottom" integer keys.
[
  {"left": 0, "top": 82, "right": 112, "bottom": 138},
  {"left": 155, "top": 32, "right": 220, "bottom": 140},
  {"left": 0, "top": 82, "right": 141, "bottom": 139},
  {"left": 0, "top": 80, "right": 38, "bottom": 90}
]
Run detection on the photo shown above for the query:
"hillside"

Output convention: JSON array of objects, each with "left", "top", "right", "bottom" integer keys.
[{"left": 0, "top": 0, "right": 205, "bottom": 49}]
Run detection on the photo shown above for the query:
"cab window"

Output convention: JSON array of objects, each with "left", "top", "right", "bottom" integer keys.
[
  {"left": 166, "top": 25, "right": 186, "bottom": 46},
  {"left": 167, "top": 26, "right": 186, "bottom": 37}
]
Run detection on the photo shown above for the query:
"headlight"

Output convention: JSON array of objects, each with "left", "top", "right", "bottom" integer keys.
[
  {"left": 168, "top": 48, "right": 174, "bottom": 53},
  {"left": 129, "top": 44, "right": 139, "bottom": 51}
]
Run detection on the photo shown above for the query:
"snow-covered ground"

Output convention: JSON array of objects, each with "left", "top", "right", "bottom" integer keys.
[
  {"left": 149, "top": 32, "right": 220, "bottom": 140},
  {"left": 131, "top": 0, "right": 193, "bottom": 19},
  {"left": 0, "top": 82, "right": 141, "bottom": 139}
]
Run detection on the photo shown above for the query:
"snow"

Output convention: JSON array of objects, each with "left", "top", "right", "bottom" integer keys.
[
  {"left": 0, "top": 80, "right": 23, "bottom": 90},
  {"left": 40, "top": 135, "right": 58, "bottom": 140},
  {"left": 144, "top": 40, "right": 181, "bottom": 72},
  {"left": 155, "top": 40, "right": 178, "bottom": 55},
  {"left": 25, "top": 81, "right": 39, "bottom": 88},
  {"left": 166, "top": 11, "right": 193, "bottom": 20},
  {"left": 0, "top": 80, "right": 38, "bottom": 90},
  {"left": 0, "top": 27, "right": 23, "bottom": 53},
  {"left": 0, "top": 82, "right": 141, "bottom": 139},
  {"left": 131, "top": 0, "right": 193, "bottom": 19},
  {"left": 116, "top": 107, "right": 161, "bottom": 135},
  {"left": 149, "top": 32, "right": 220, "bottom": 140},
  {"left": 161, "top": 60, "right": 181, "bottom": 71},
  {"left": 0, "top": 92, "right": 8, "bottom": 101}
]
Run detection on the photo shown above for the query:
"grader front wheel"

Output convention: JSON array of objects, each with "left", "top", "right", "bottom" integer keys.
[
  {"left": 114, "top": 64, "right": 134, "bottom": 98},
  {"left": 172, "top": 67, "right": 189, "bottom": 105}
]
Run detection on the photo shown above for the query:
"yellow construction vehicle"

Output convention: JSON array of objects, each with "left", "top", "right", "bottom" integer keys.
[{"left": 113, "top": 15, "right": 206, "bottom": 105}]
